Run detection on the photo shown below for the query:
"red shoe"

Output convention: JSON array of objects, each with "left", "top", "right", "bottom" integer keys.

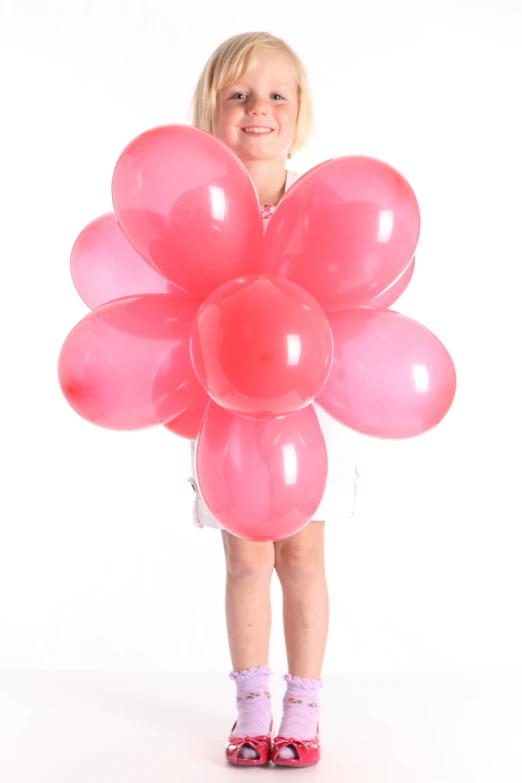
[
  {"left": 270, "top": 721, "right": 321, "bottom": 767},
  {"left": 225, "top": 719, "right": 273, "bottom": 766}
]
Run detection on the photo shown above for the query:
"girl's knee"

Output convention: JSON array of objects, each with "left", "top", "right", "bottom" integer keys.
[
  {"left": 276, "top": 551, "right": 323, "bottom": 580},
  {"left": 274, "top": 525, "right": 325, "bottom": 579},
  {"left": 222, "top": 532, "right": 275, "bottom": 580}
]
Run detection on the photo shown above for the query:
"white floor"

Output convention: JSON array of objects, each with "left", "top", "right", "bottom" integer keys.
[{"left": 1, "top": 672, "right": 521, "bottom": 782}]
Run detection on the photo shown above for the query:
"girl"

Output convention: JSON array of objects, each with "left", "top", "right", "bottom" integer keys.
[{"left": 189, "top": 32, "right": 359, "bottom": 767}]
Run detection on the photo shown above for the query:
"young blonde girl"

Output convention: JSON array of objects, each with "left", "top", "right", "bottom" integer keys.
[{"left": 189, "top": 32, "right": 358, "bottom": 767}]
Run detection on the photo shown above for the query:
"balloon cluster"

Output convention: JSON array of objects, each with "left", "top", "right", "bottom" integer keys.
[{"left": 58, "top": 125, "right": 456, "bottom": 541}]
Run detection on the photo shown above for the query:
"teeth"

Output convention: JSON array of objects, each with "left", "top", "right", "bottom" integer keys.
[{"left": 243, "top": 128, "right": 273, "bottom": 134}]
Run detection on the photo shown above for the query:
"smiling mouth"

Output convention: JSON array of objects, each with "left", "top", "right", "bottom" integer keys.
[{"left": 241, "top": 128, "right": 275, "bottom": 134}]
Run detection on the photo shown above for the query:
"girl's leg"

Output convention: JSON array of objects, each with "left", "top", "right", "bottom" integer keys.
[
  {"left": 272, "top": 521, "right": 328, "bottom": 760},
  {"left": 221, "top": 531, "right": 275, "bottom": 761},
  {"left": 274, "top": 521, "right": 329, "bottom": 678},
  {"left": 221, "top": 530, "right": 275, "bottom": 670}
]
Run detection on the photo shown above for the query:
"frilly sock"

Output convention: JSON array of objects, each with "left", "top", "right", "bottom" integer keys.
[
  {"left": 229, "top": 665, "right": 273, "bottom": 760},
  {"left": 276, "top": 673, "right": 323, "bottom": 760}
]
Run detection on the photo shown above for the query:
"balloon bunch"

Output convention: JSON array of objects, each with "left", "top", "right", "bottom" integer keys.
[{"left": 58, "top": 125, "right": 456, "bottom": 541}]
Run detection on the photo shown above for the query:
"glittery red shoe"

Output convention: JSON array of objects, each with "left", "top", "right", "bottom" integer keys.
[
  {"left": 270, "top": 722, "right": 321, "bottom": 767},
  {"left": 225, "top": 719, "right": 273, "bottom": 766}
]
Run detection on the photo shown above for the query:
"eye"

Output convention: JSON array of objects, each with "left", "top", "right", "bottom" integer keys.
[
  {"left": 271, "top": 94, "right": 285, "bottom": 101},
  {"left": 231, "top": 92, "right": 247, "bottom": 100}
]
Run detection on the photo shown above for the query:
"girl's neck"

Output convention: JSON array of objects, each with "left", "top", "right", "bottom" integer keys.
[{"left": 242, "top": 158, "right": 288, "bottom": 206}]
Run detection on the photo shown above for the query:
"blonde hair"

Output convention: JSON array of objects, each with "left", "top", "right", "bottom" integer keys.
[{"left": 190, "top": 32, "right": 314, "bottom": 159}]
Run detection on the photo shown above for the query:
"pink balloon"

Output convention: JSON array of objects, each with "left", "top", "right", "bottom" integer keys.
[
  {"left": 112, "top": 125, "right": 263, "bottom": 302},
  {"left": 196, "top": 402, "right": 328, "bottom": 541},
  {"left": 263, "top": 156, "right": 420, "bottom": 312},
  {"left": 58, "top": 295, "right": 201, "bottom": 430},
  {"left": 163, "top": 391, "right": 210, "bottom": 439},
  {"left": 363, "top": 256, "right": 415, "bottom": 309},
  {"left": 190, "top": 274, "right": 333, "bottom": 419},
  {"left": 70, "top": 213, "right": 188, "bottom": 310},
  {"left": 316, "top": 307, "right": 456, "bottom": 438}
]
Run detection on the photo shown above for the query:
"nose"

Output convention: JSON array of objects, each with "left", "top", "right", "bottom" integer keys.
[{"left": 247, "top": 96, "right": 269, "bottom": 115}]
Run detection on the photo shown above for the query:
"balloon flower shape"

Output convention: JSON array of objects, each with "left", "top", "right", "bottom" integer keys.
[{"left": 59, "top": 125, "right": 456, "bottom": 542}]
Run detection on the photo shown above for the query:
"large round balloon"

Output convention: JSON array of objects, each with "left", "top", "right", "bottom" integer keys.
[
  {"left": 190, "top": 274, "right": 333, "bottom": 419},
  {"left": 58, "top": 295, "right": 201, "bottom": 429},
  {"left": 112, "top": 125, "right": 263, "bottom": 302},
  {"left": 263, "top": 156, "right": 420, "bottom": 312},
  {"left": 316, "top": 307, "right": 456, "bottom": 438},
  {"left": 196, "top": 402, "right": 328, "bottom": 541}
]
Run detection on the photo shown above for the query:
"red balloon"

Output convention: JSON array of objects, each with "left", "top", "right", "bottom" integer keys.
[
  {"left": 71, "top": 213, "right": 187, "bottom": 310},
  {"left": 164, "top": 391, "right": 210, "bottom": 439},
  {"left": 58, "top": 295, "right": 201, "bottom": 430},
  {"left": 190, "top": 274, "right": 333, "bottom": 419},
  {"left": 196, "top": 402, "right": 328, "bottom": 541},
  {"left": 316, "top": 307, "right": 456, "bottom": 438},
  {"left": 112, "top": 125, "right": 263, "bottom": 302},
  {"left": 263, "top": 156, "right": 420, "bottom": 312}
]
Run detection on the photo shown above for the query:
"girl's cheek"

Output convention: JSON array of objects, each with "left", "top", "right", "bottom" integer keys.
[
  {"left": 221, "top": 105, "right": 240, "bottom": 122},
  {"left": 277, "top": 104, "right": 297, "bottom": 119}
]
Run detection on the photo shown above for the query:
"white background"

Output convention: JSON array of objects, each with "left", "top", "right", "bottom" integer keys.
[{"left": 0, "top": 0, "right": 520, "bottom": 673}]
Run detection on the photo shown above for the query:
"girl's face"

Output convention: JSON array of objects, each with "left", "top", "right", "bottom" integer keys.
[{"left": 215, "top": 49, "right": 298, "bottom": 162}]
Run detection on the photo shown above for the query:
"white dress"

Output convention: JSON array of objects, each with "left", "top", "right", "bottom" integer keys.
[{"left": 188, "top": 169, "right": 360, "bottom": 529}]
